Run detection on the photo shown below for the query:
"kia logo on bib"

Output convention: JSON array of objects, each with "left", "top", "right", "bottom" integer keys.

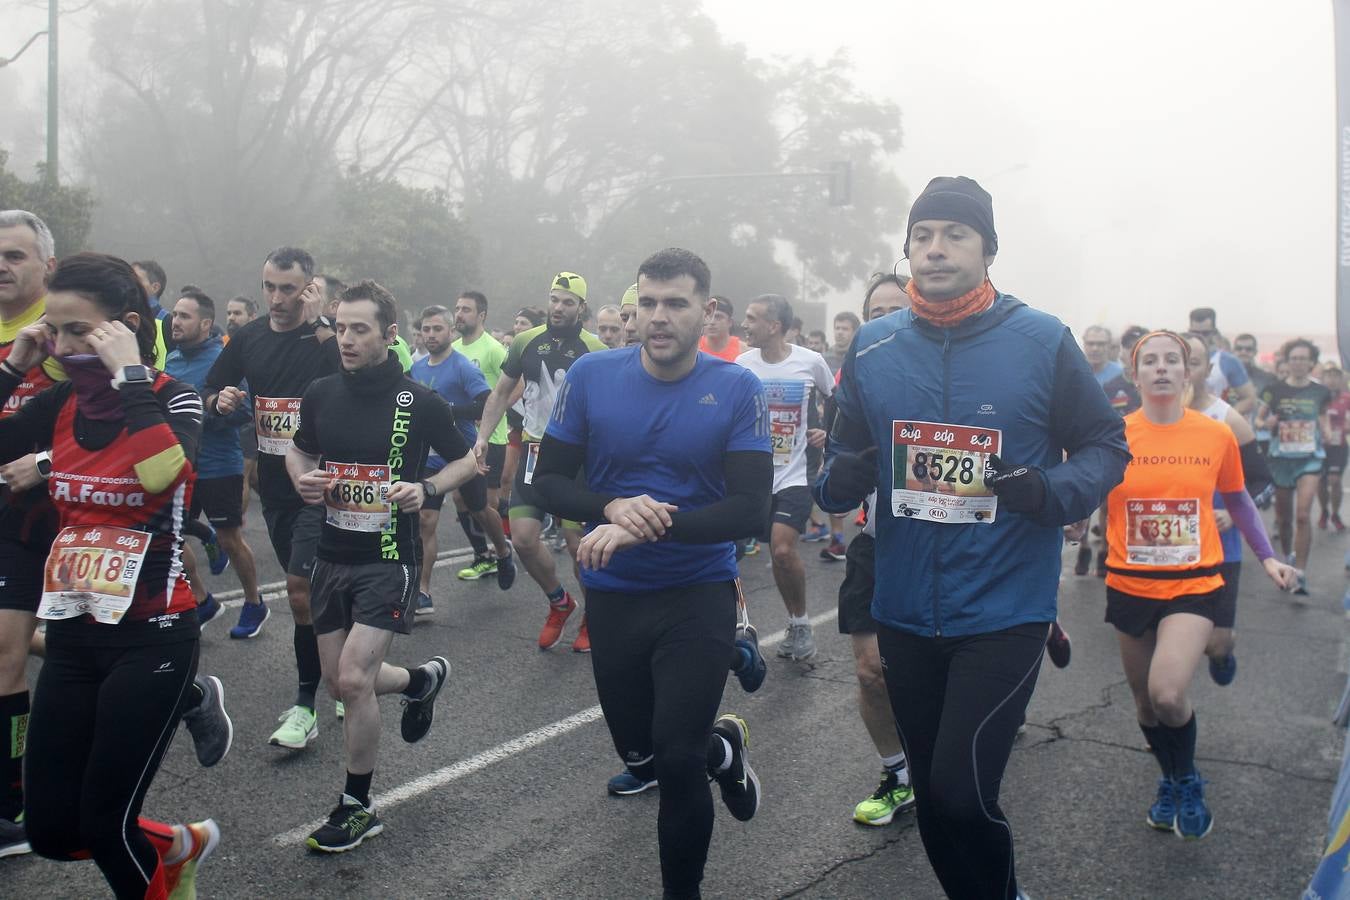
[
  {"left": 396, "top": 391, "right": 414, "bottom": 407},
  {"left": 928, "top": 508, "right": 948, "bottom": 520}
]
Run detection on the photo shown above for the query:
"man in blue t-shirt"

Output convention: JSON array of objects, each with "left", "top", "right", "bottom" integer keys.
[
  {"left": 534, "top": 248, "right": 772, "bottom": 900},
  {"left": 410, "top": 306, "right": 516, "bottom": 613}
]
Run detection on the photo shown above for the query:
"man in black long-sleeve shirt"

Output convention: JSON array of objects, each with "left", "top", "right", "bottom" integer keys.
[{"left": 533, "top": 249, "right": 771, "bottom": 900}]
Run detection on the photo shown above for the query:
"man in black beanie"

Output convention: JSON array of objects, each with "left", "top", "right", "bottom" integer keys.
[{"left": 816, "top": 175, "right": 1131, "bottom": 899}]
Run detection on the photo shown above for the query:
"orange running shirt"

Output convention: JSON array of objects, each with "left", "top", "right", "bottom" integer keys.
[
  {"left": 1105, "top": 408, "right": 1244, "bottom": 600},
  {"left": 699, "top": 335, "right": 743, "bottom": 363}
]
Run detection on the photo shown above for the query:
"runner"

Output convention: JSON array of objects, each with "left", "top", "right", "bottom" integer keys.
[
  {"left": 816, "top": 176, "right": 1129, "bottom": 898},
  {"left": 619, "top": 284, "right": 640, "bottom": 346},
  {"left": 205, "top": 246, "right": 339, "bottom": 746},
  {"left": 498, "top": 307, "right": 545, "bottom": 515},
  {"left": 836, "top": 272, "right": 915, "bottom": 826},
  {"left": 594, "top": 304, "right": 624, "bottom": 350},
  {"left": 166, "top": 289, "right": 268, "bottom": 637},
  {"left": 287, "top": 280, "right": 473, "bottom": 852},
  {"left": 533, "top": 247, "right": 768, "bottom": 900},
  {"left": 313, "top": 275, "right": 414, "bottom": 372},
  {"left": 1083, "top": 325, "right": 1124, "bottom": 386},
  {"left": 411, "top": 304, "right": 515, "bottom": 614},
  {"left": 473, "top": 273, "right": 605, "bottom": 652},
  {"left": 1319, "top": 364, "right": 1350, "bottom": 532},
  {"left": 451, "top": 291, "right": 514, "bottom": 582},
  {"left": 1105, "top": 331, "right": 1294, "bottom": 840},
  {"left": 738, "top": 294, "right": 834, "bottom": 661},
  {"left": 131, "top": 259, "right": 173, "bottom": 360},
  {"left": 1260, "top": 338, "right": 1331, "bottom": 596},
  {"left": 0, "top": 210, "right": 65, "bottom": 858},
  {"left": 0, "top": 252, "right": 230, "bottom": 898},
  {"left": 698, "top": 296, "right": 742, "bottom": 362},
  {"left": 1232, "top": 332, "right": 1277, "bottom": 455},
  {"left": 1188, "top": 308, "right": 1256, "bottom": 415},
  {"left": 225, "top": 296, "right": 263, "bottom": 522}
]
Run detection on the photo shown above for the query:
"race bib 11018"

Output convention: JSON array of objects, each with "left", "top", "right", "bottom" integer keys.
[
  {"left": 39, "top": 525, "right": 151, "bottom": 624},
  {"left": 891, "top": 421, "right": 1001, "bottom": 524}
]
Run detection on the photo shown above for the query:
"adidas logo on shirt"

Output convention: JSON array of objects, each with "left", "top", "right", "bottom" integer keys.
[{"left": 699, "top": 393, "right": 718, "bottom": 405}]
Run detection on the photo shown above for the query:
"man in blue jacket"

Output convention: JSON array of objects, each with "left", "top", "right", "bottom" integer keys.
[
  {"left": 167, "top": 289, "right": 269, "bottom": 638},
  {"left": 815, "top": 176, "right": 1129, "bottom": 900}
]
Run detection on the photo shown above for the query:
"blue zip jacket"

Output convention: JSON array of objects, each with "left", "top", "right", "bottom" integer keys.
[
  {"left": 815, "top": 293, "right": 1130, "bottom": 637},
  {"left": 166, "top": 336, "right": 251, "bottom": 479}
]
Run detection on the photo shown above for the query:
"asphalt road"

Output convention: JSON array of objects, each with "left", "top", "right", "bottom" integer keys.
[{"left": 7, "top": 504, "right": 1348, "bottom": 898}]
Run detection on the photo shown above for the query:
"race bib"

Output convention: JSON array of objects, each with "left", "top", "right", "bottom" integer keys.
[
  {"left": 324, "top": 462, "right": 392, "bottom": 533},
  {"left": 1125, "top": 498, "right": 1201, "bottom": 567},
  {"left": 523, "top": 442, "right": 540, "bottom": 485},
  {"left": 39, "top": 525, "right": 151, "bottom": 624},
  {"left": 255, "top": 397, "right": 302, "bottom": 455},
  {"left": 770, "top": 422, "right": 797, "bottom": 467},
  {"left": 1278, "top": 419, "right": 1317, "bottom": 455},
  {"left": 891, "top": 421, "right": 1001, "bottom": 524}
]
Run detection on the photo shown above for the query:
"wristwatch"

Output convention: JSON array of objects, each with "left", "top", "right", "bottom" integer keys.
[
  {"left": 421, "top": 479, "right": 438, "bottom": 499},
  {"left": 110, "top": 364, "right": 152, "bottom": 391},
  {"left": 34, "top": 450, "right": 52, "bottom": 479}
]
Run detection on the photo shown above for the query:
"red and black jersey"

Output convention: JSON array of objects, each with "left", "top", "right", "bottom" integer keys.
[{"left": 0, "top": 342, "right": 61, "bottom": 545}]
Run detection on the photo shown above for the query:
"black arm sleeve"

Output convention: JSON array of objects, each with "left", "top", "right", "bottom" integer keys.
[
  {"left": 533, "top": 434, "right": 615, "bottom": 523},
  {"left": 664, "top": 450, "right": 772, "bottom": 544},
  {"left": 1240, "top": 439, "right": 1272, "bottom": 497},
  {"left": 451, "top": 390, "right": 489, "bottom": 424},
  {"left": 0, "top": 373, "right": 65, "bottom": 462}
]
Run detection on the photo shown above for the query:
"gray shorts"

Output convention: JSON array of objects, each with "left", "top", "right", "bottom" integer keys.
[
  {"left": 310, "top": 558, "right": 417, "bottom": 636},
  {"left": 262, "top": 503, "right": 323, "bottom": 578}
]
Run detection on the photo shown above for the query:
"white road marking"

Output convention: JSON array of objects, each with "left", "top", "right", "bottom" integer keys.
[{"left": 271, "top": 606, "right": 840, "bottom": 844}]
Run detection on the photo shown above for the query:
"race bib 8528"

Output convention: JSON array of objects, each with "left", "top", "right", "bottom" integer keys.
[{"left": 891, "top": 421, "right": 1001, "bottom": 524}]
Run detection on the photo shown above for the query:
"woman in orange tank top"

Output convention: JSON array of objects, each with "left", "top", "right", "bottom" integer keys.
[{"left": 1106, "top": 331, "right": 1294, "bottom": 842}]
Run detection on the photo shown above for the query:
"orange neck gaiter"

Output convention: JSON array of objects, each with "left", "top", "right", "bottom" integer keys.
[{"left": 906, "top": 278, "right": 996, "bottom": 328}]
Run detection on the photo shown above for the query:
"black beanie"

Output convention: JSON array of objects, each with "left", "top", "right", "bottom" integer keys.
[{"left": 903, "top": 176, "right": 997, "bottom": 258}]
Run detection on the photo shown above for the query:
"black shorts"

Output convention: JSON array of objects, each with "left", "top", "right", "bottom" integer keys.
[
  {"left": 310, "top": 559, "right": 416, "bottom": 636},
  {"left": 483, "top": 442, "right": 506, "bottom": 490},
  {"left": 189, "top": 474, "right": 244, "bottom": 529},
  {"left": 763, "top": 485, "right": 811, "bottom": 539},
  {"left": 837, "top": 532, "right": 877, "bottom": 634},
  {"left": 508, "top": 444, "right": 579, "bottom": 527},
  {"left": 1212, "top": 561, "right": 1240, "bottom": 629},
  {"left": 262, "top": 503, "right": 323, "bottom": 577},
  {"left": 0, "top": 537, "right": 48, "bottom": 614},
  {"left": 1325, "top": 445, "right": 1348, "bottom": 475},
  {"left": 421, "top": 467, "right": 489, "bottom": 513},
  {"left": 239, "top": 424, "right": 258, "bottom": 461},
  {"left": 1104, "top": 585, "right": 1221, "bottom": 638}
]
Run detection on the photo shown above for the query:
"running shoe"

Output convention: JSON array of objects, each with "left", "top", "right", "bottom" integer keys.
[
  {"left": 1146, "top": 776, "right": 1177, "bottom": 830},
  {"left": 852, "top": 770, "right": 915, "bottom": 826},
  {"left": 607, "top": 769, "right": 658, "bottom": 796},
  {"left": 1336, "top": 514, "right": 1347, "bottom": 534},
  {"left": 1073, "top": 545, "right": 1091, "bottom": 576},
  {"left": 268, "top": 705, "right": 318, "bottom": 750},
  {"left": 202, "top": 528, "right": 229, "bottom": 576},
  {"left": 456, "top": 557, "right": 497, "bottom": 581},
  {"left": 1253, "top": 483, "right": 1275, "bottom": 510},
  {"left": 228, "top": 600, "right": 269, "bottom": 639},
  {"left": 573, "top": 616, "right": 591, "bottom": 653},
  {"left": 854, "top": 508, "right": 868, "bottom": 527},
  {"left": 732, "top": 625, "right": 766, "bottom": 693},
  {"left": 801, "top": 523, "right": 830, "bottom": 542},
  {"left": 1295, "top": 573, "right": 1309, "bottom": 596},
  {"left": 415, "top": 592, "right": 434, "bottom": 616},
  {"left": 1208, "top": 652, "right": 1237, "bottom": 686},
  {"left": 306, "top": 795, "right": 382, "bottom": 853},
  {"left": 1173, "top": 773, "right": 1213, "bottom": 839},
  {"left": 196, "top": 593, "right": 221, "bottom": 628},
  {"left": 538, "top": 592, "right": 577, "bottom": 650},
  {"left": 775, "top": 623, "right": 797, "bottom": 659},
  {"left": 742, "top": 538, "right": 760, "bottom": 556},
  {"left": 781, "top": 622, "right": 817, "bottom": 661},
  {"left": 1320, "top": 510, "right": 1330, "bottom": 530},
  {"left": 710, "top": 714, "right": 760, "bottom": 821},
  {"left": 1046, "top": 621, "right": 1071, "bottom": 669},
  {"left": 497, "top": 544, "right": 516, "bottom": 591},
  {"left": 335, "top": 701, "right": 345, "bottom": 720},
  {"left": 0, "top": 813, "right": 29, "bottom": 858},
  {"left": 400, "top": 656, "right": 449, "bottom": 744},
  {"left": 164, "top": 818, "right": 220, "bottom": 899},
  {"left": 181, "top": 675, "right": 233, "bottom": 767},
  {"left": 820, "top": 540, "right": 847, "bottom": 562}
]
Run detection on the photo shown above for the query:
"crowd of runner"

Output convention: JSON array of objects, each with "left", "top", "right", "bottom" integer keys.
[{"left": 0, "top": 180, "right": 1333, "bottom": 898}]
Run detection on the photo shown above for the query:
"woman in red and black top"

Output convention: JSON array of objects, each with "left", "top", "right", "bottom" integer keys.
[{"left": 0, "top": 254, "right": 227, "bottom": 899}]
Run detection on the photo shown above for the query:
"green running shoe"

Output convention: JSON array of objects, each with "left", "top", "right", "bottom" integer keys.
[
  {"left": 268, "top": 705, "right": 317, "bottom": 750},
  {"left": 306, "top": 794, "right": 383, "bottom": 853},
  {"left": 853, "top": 771, "right": 915, "bottom": 826},
  {"left": 456, "top": 557, "right": 498, "bottom": 581}
]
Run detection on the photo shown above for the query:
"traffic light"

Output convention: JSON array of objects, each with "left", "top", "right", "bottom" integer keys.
[{"left": 827, "top": 160, "right": 852, "bottom": 207}]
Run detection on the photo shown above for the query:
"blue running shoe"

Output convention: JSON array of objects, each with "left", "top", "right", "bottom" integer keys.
[
  {"left": 801, "top": 523, "right": 830, "bottom": 543},
  {"left": 415, "top": 592, "right": 435, "bottom": 617},
  {"left": 1146, "top": 776, "right": 1177, "bottom": 830},
  {"left": 196, "top": 593, "right": 221, "bottom": 628},
  {"left": 1173, "top": 773, "right": 1213, "bottom": 839},
  {"left": 1208, "top": 652, "right": 1236, "bottom": 686},
  {"left": 497, "top": 544, "right": 517, "bottom": 591},
  {"left": 607, "top": 769, "right": 658, "bottom": 796},
  {"left": 202, "top": 527, "right": 229, "bottom": 576},
  {"left": 229, "top": 600, "right": 269, "bottom": 639},
  {"left": 733, "top": 625, "right": 766, "bottom": 693}
]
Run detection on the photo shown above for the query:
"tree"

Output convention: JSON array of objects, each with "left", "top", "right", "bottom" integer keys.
[{"left": 0, "top": 150, "right": 94, "bottom": 257}]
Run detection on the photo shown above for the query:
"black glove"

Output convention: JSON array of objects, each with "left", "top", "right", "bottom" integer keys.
[
  {"left": 825, "top": 447, "right": 878, "bottom": 508},
  {"left": 984, "top": 453, "right": 1047, "bottom": 515}
]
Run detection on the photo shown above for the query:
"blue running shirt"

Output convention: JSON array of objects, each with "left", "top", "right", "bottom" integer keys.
[{"left": 411, "top": 352, "right": 489, "bottom": 466}]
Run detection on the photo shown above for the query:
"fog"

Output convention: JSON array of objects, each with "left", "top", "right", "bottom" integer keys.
[{"left": 1, "top": 0, "right": 1337, "bottom": 353}]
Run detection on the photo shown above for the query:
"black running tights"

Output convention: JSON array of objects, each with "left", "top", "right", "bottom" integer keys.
[
  {"left": 25, "top": 638, "right": 198, "bottom": 899},
  {"left": 876, "top": 622, "right": 1047, "bottom": 900},
  {"left": 587, "top": 581, "right": 736, "bottom": 900}
]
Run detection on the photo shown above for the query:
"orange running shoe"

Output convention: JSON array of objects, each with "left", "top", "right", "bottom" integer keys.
[
  {"left": 573, "top": 615, "right": 591, "bottom": 653},
  {"left": 162, "top": 819, "right": 220, "bottom": 899},
  {"left": 538, "top": 592, "right": 577, "bottom": 650}
]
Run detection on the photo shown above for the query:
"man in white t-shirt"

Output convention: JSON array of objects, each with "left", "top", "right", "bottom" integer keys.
[{"left": 738, "top": 294, "right": 835, "bottom": 660}]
